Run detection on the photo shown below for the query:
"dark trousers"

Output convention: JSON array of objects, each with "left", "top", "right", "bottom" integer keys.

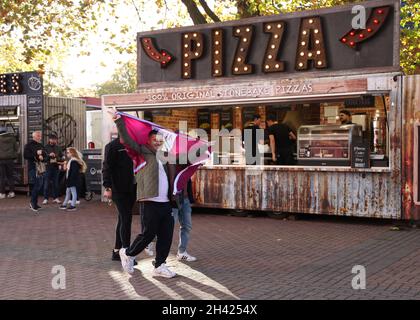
[
  {"left": 31, "top": 171, "right": 44, "bottom": 206},
  {"left": 114, "top": 192, "right": 136, "bottom": 249},
  {"left": 43, "top": 166, "right": 60, "bottom": 199},
  {"left": 276, "top": 147, "right": 295, "bottom": 165},
  {"left": 126, "top": 201, "right": 174, "bottom": 268},
  {"left": 139, "top": 202, "right": 145, "bottom": 233},
  {"left": 0, "top": 160, "right": 15, "bottom": 194}
]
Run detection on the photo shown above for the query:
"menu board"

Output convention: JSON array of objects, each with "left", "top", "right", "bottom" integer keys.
[
  {"left": 197, "top": 108, "right": 211, "bottom": 132},
  {"left": 344, "top": 96, "right": 375, "bottom": 108},
  {"left": 351, "top": 142, "right": 370, "bottom": 168}
]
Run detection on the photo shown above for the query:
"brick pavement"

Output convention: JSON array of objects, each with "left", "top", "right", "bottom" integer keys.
[{"left": 1, "top": 195, "right": 420, "bottom": 300}]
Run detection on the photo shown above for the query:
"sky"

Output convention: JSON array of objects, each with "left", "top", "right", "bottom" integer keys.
[{"left": 61, "top": 0, "right": 194, "bottom": 93}]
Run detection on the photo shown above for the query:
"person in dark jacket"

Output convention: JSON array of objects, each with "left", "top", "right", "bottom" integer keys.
[
  {"left": 42, "top": 134, "right": 63, "bottom": 205},
  {"left": 24, "top": 131, "right": 47, "bottom": 212},
  {"left": 102, "top": 137, "right": 137, "bottom": 262},
  {"left": 267, "top": 114, "right": 296, "bottom": 165},
  {"left": 59, "top": 147, "right": 86, "bottom": 211},
  {"left": 0, "top": 127, "right": 18, "bottom": 199}
]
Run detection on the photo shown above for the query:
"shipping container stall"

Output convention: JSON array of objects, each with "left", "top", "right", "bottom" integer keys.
[
  {"left": 0, "top": 71, "right": 87, "bottom": 190},
  {"left": 102, "top": 0, "right": 420, "bottom": 221}
]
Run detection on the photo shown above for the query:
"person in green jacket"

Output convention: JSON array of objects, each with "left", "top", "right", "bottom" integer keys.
[{"left": 111, "top": 110, "right": 178, "bottom": 278}]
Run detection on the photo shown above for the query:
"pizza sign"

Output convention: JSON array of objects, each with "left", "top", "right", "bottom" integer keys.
[{"left": 137, "top": 0, "right": 398, "bottom": 84}]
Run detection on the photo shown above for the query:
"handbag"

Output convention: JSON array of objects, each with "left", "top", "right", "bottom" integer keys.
[{"left": 35, "top": 161, "right": 46, "bottom": 176}]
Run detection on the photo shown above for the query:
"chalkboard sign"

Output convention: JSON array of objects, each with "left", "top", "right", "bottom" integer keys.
[
  {"left": 351, "top": 142, "right": 370, "bottom": 168},
  {"left": 344, "top": 96, "right": 375, "bottom": 108}
]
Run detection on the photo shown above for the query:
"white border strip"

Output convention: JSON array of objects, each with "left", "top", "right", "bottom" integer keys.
[{"left": 104, "top": 92, "right": 370, "bottom": 109}]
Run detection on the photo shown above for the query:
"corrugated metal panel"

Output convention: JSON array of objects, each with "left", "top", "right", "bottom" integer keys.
[
  {"left": 195, "top": 167, "right": 401, "bottom": 219},
  {"left": 402, "top": 75, "right": 420, "bottom": 221},
  {"left": 43, "top": 96, "right": 86, "bottom": 151}
]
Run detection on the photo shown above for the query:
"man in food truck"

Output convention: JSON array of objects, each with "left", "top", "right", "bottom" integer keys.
[
  {"left": 339, "top": 109, "right": 353, "bottom": 125},
  {"left": 267, "top": 114, "right": 296, "bottom": 165}
]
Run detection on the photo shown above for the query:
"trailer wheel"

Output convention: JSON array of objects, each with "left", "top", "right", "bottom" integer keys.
[
  {"left": 268, "top": 211, "right": 289, "bottom": 219},
  {"left": 229, "top": 209, "right": 248, "bottom": 217}
]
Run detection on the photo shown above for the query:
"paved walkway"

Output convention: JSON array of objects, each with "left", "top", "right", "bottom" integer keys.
[{"left": 1, "top": 195, "right": 420, "bottom": 300}]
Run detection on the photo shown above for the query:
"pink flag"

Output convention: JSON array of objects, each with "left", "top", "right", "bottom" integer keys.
[{"left": 118, "top": 112, "right": 210, "bottom": 194}]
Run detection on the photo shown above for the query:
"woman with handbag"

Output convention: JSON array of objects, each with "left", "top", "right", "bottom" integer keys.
[{"left": 59, "top": 147, "right": 87, "bottom": 211}]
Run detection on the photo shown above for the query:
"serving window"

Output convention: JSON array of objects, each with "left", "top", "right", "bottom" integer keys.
[{"left": 131, "top": 94, "right": 391, "bottom": 169}]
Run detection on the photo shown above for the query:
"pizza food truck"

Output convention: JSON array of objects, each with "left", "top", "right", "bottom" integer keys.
[{"left": 102, "top": 0, "right": 420, "bottom": 221}]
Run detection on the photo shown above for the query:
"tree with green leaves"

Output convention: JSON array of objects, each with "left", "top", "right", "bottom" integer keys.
[
  {"left": 0, "top": 0, "right": 118, "bottom": 68},
  {"left": 95, "top": 61, "right": 137, "bottom": 96}
]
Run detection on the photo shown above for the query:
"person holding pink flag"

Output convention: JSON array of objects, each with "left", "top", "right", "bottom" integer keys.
[{"left": 109, "top": 109, "right": 209, "bottom": 278}]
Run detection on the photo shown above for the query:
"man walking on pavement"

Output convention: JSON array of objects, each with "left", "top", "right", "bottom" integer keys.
[
  {"left": 24, "top": 131, "right": 47, "bottom": 212},
  {"left": 102, "top": 135, "right": 137, "bottom": 263},
  {"left": 173, "top": 178, "right": 197, "bottom": 262},
  {"left": 111, "top": 110, "right": 178, "bottom": 278}
]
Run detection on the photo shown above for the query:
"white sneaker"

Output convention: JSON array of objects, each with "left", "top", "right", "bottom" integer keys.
[
  {"left": 7, "top": 192, "right": 15, "bottom": 198},
  {"left": 42, "top": 199, "right": 48, "bottom": 205},
  {"left": 0, "top": 193, "right": 6, "bottom": 199},
  {"left": 145, "top": 243, "right": 154, "bottom": 256},
  {"left": 53, "top": 198, "right": 60, "bottom": 204},
  {"left": 119, "top": 248, "right": 135, "bottom": 274},
  {"left": 153, "top": 263, "right": 176, "bottom": 278},
  {"left": 76, "top": 200, "right": 80, "bottom": 205},
  {"left": 177, "top": 251, "right": 197, "bottom": 262}
]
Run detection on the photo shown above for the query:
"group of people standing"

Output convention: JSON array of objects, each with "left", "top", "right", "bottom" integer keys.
[
  {"left": 24, "top": 131, "right": 87, "bottom": 212},
  {"left": 243, "top": 114, "right": 297, "bottom": 165},
  {"left": 243, "top": 109, "right": 354, "bottom": 165},
  {"left": 0, "top": 128, "right": 87, "bottom": 213},
  {"left": 103, "top": 111, "right": 197, "bottom": 278}
]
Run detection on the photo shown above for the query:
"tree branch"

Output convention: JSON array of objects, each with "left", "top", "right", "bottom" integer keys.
[
  {"left": 198, "top": 0, "right": 221, "bottom": 22},
  {"left": 181, "top": 0, "right": 208, "bottom": 25}
]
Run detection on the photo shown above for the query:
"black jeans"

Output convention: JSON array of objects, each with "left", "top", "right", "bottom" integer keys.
[
  {"left": 126, "top": 201, "right": 174, "bottom": 268},
  {"left": 31, "top": 172, "right": 44, "bottom": 206},
  {"left": 43, "top": 166, "right": 60, "bottom": 199},
  {"left": 114, "top": 192, "right": 136, "bottom": 249},
  {"left": 0, "top": 160, "right": 15, "bottom": 194}
]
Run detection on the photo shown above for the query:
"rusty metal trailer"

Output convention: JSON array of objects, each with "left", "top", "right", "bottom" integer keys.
[{"left": 101, "top": 0, "right": 420, "bottom": 221}]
